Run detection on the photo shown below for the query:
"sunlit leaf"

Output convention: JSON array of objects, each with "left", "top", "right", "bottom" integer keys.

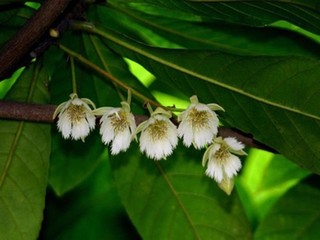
[
  {"left": 0, "top": 61, "right": 51, "bottom": 239},
  {"left": 238, "top": 149, "right": 310, "bottom": 225},
  {"left": 254, "top": 177, "right": 320, "bottom": 239}
]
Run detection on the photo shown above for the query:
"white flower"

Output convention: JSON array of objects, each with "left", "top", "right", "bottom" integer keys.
[
  {"left": 94, "top": 102, "right": 136, "bottom": 155},
  {"left": 202, "top": 137, "right": 246, "bottom": 194},
  {"left": 178, "top": 95, "right": 224, "bottom": 149},
  {"left": 136, "top": 107, "right": 178, "bottom": 160},
  {"left": 53, "top": 93, "right": 96, "bottom": 141}
]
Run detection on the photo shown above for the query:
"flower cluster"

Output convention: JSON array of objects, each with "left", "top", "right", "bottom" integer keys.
[{"left": 53, "top": 93, "right": 246, "bottom": 194}]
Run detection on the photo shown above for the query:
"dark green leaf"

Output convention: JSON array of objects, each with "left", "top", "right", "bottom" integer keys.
[
  {"left": 0, "top": 7, "right": 32, "bottom": 47},
  {"left": 93, "top": 27, "right": 320, "bottom": 173},
  {"left": 40, "top": 158, "right": 140, "bottom": 239},
  {"left": 104, "top": 5, "right": 320, "bottom": 58},
  {"left": 0, "top": 61, "right": 51, "bottom": 239},
  {"left": 49, "top": 133, "right": 105, "bottom": 196},
  {"left": 110, "top": 0, "right": 320, "bottom": 35},
  {"left": 111, "top": 142, "right": 251, "bottom": 239}
]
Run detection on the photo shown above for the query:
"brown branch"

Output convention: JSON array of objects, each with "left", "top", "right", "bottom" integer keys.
[
  {"left": 0, "top": 0, "right": 75, "bottom": 80},
  {"left": 218, "top": 127, "right": 277, "bottom": 153},
  {"left": 0, "top": 101, "right": 56, "bottom": 123},
  {"left": 0, "top": 100, "right": 277, "bottom": 153}
]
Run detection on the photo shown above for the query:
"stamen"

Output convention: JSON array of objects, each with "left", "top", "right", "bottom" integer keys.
[
  {"left": 215, "top": 143, "right": 230, "bottom": 164},
  {"left": 188, "top": 108, "right": 210, "bottom": 129},
  {"left": 110, "top": 111, "right": 128, "bottom": 133},
  {"left": 67, "top": 104, "right": 86, "bottom": 123},
  {"left": 147, "top": 120, "right": 167, "bottom": 140}
]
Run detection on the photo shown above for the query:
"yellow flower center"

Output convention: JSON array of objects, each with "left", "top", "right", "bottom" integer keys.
[
  {"left": 67, "top": 104, "right": 87, "bottom": 123},
  {"left": 215, "top": 143, "right": 230, "bottom": 164},
  {"left": 110, "top": 111, "right": 129, "bottom": 133},
  {"left": 188, "top": 108, "right": 210, "bottom": 129},
  {"left": 147, "top": 119, "right": 167, "bottom": 140}
]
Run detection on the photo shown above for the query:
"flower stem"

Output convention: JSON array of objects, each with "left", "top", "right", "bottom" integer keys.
[
  {"left": 88, "top": 34, "right": 125, "bottom": 102},
  {"left": 146, "top": 102, "right": 154, "bottom": 114},
  {"left": 127, "top": 89, "right": 132, "bottom": 105},
  {"left": 70, "top": 56, "right": 77, "bottom": 94},
  {"left": 59, "top": 44, "right": 160, "bottom": 108}
]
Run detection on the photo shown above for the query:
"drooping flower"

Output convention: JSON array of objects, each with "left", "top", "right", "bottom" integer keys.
[
  {"left": 94, "top": 101, "right": 136, "bottom": 155},
  {"left": 136, "top": 107, "right": 178, "bottom": 160},
  {"left": 202, "top": 137, "right": 246, "bottom": 194},
  {"left": 178, "top": 95, "right": 224, "bottom": 149},
  {"left": 53, "top": 93, "right": 96, "bottom": 141}
]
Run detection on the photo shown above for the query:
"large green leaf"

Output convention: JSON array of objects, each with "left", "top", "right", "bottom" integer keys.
[
  {"left": 0, "top": 61, "right": 51, "bottom": 239},
  {"left": 254, "top": 177, "right": 320, "bottom": 239},
  {"left": 85, "top": 26, "right": 320, "bottom": 173},
  {"left": 111, "top": 0, "right": 320, "bottom": 35},
  {"left": 111, "top": 142, "right": 251, "bottom": 239},
  {"left": 104, "top": 4, "right": 320, "bottom": 58}
]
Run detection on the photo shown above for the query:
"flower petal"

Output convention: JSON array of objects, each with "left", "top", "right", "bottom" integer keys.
[
  {"left": 111, "top": 128, "right": 132, "bottom": 154},
  {"left": 224, "top": 137, "right": 245, "bottom": 151},
  {"left": 223, "top": 154, "right": 242, "bottom": 178},
  {"left": 205, "top": 159, "right": 223, "bottom": 183}
]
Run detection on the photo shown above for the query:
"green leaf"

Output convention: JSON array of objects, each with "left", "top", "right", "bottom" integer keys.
[
  {"left": 238, "top": 149, "right": 309, "bottom": 226},
  {"left": 94, "top": 27, "right": 320, "bottom": 173},
  {"left": 254, "top": 177, "right": 320, "bottom": 239},
  {"left": 89, "top": 5, "right": 181, "bottom": 49},
  {"left": 81, "top": 33, "right": 155, "bottom": 101},
  {"left": 0, "top": 62, "right": 51, "bottom": 239},
  {"left": 105, "top": 5, "right": 320, "bottom": 58},
  {"left": 49, "top": 133, "right": 105, "bottom": 196},
  {"left": 40, "top": 158, "right": 140, "bottom": 239},
  {"left": 46, "top": 33, "right": 108, "bottom": 196},
  {"left": 0, "top": 7, "right": 32, "bottom": 47},
  {"left": 111, "top": 142, "right": 251, "bottom": 239},
  {"left": 111, "top": 0, "right": 320, "bottom": 35}
]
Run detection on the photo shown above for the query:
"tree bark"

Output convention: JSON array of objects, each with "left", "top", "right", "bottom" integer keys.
[{"left": 0, "top": 0, "right": 75, "bottom": 80}]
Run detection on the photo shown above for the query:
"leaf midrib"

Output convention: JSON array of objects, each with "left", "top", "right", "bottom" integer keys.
[
  {"left": 0, "top": 62, "right": 40, "bottom": 189},
  {"left": 155, "top": 162, "right": 201, "bottom": 239},
  {"left": 97, "top": 27, "right": 320, "bottom": 121},
  {"left": 0, "top": 123, "right": 24, "bottom": 189}
]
